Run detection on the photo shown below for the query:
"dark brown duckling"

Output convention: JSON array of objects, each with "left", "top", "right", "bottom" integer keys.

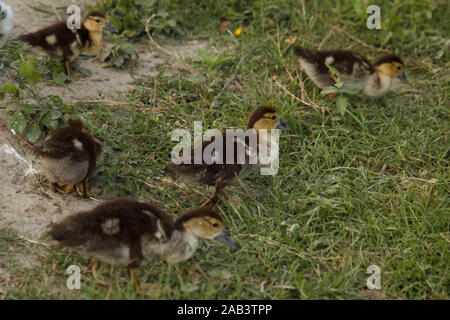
[
  {"left": 48, "top": 198, "right": 236, "bottom": 291},
  {"left": 34, "top": 120, "right": 103, "bottom": 198},
  {"left": 19, "top": 11, "right": 118, "bottom": 77},
  {"left": 167, "top": 106, "right": 289, "bottom": 199},
  {"left": 293, "top": 46, "right": 409, "bottom": 97}
]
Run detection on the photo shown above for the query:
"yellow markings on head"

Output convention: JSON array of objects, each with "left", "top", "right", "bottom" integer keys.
[
  {"left": 376, "top": 61, "right": 405, "bottom": 78},
  {"left": 253, "top": 112, "right": 280, "bottom": 132},
  {"left": 84, "top": 16, "right": 107, "bottom": 33},
  {"left": 184, "top": 216, "right": 224, "bottom": 240},
  {"left": 392, "top": 61, "right": 404, "bottom": 74}
]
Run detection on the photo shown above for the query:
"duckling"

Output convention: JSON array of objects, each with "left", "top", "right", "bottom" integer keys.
[
  {"left": 167, "top": 106, "right": 289, "bottom": 198},
  {"left": 34, "top": 120, "right": 103, "bottom": 198},
  {"left": 293, "top": 46, "right": 409, "bottom": 97},
  {"left": 48, "top": 198, "right": 236, "bottom": 291},
  {"left": 19, "top": 11, "right": 118, "bottom": 77},
  {"left": 0, "top": 1, "right": 13, "bottom": 46}
]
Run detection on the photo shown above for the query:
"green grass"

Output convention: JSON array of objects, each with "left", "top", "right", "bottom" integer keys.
[{"left": 0, "top": 0, "right": 449, "bottom": 299}]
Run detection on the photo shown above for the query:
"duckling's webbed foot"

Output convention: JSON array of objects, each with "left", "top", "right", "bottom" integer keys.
[
  {"left": 201, "top": 178, "right": 225, "bottom": 208},
  {"left": 53, "top": 182, "right": 74, "bottom": 194},
  {"left": 76, "top": 179, "right": 102, "bottom": 198},
  {"left": 63, "top": 61, "right": 81, "bottom": 80},
  {"left": 90, "top": 258, "right": 109, "bottom": 287}
]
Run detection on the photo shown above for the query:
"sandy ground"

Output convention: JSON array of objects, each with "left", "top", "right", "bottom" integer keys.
[
  {"left": 0, "top": 0, "right": 208, "bottom": 244},
  {"left": 0, "top": 111, "right": 95, "bottom": 239}
]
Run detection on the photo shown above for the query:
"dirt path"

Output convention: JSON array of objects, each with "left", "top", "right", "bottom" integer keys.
[
  {"left": 0, "top": 0, "right": 208, "bottom": 241},
  {"left": 4, "top": 0, "right": 207, "bottom": 100}
]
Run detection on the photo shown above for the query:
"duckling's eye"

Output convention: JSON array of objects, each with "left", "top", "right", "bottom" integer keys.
[
  {"left": 271, "top": 115, "right": 276, "bottom": 120},
  {"left": 96, "top": 19, "right": 101, "bottom": 23},
  {"left": 212, "top": 223, "right": 219, "bottom": 228},
  {"left": 397, "top": 66, "right": 401, "bottom": 70}
]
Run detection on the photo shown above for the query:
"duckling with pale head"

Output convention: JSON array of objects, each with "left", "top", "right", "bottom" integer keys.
[
  {"left": 167, "top": 106, "right": 289, "bottom": 200},
  {"left": 0, "top": 0, "right": 13, "bottom": 46},
  {"left": 48, "top": 198, "right": 236, "bottom": 291},
  {"left": 293, "top": 46, "right": 409, "bottom": 97},
  {"left": 34, "top": 120, "right": 103, "bottom": 198},
  {"left": 19, "top": 11, "right": 118, "bottom": 77}
]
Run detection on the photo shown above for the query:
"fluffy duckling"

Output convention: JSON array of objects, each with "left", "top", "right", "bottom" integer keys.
[
  {"left": 293, "top": 46, "right": 409, "bottom": 97},
  {"left": 19, "top": 11, "right": 118, "bottom": 77},
  {"left": 0, "top": 1, "right": 13, "bottom": 45},
  {"left": 34, "top": 120, "right": 103, "bottom": 198},
  {"left": 48, "top": 198, "right": 236, "bottom": 291},
  {"left": 167, "top": 106, "right": 289, "bottom": 197}
]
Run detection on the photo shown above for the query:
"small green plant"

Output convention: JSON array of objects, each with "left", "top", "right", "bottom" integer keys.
[
  {"left": 193, "top": 49, "right": 234, "bottom": 76},
  {"left": 94, "top": 0, "right": 185, "bottom": 39},
  {"left": 0, "top": 58, "right": 75, "bottom": 143},
  {"left": 0, "top": 40, "right": 29, "bottom": 72},
  {"left": 321, "top": 64, "right": 360, "bottom": 116},
  {"left": 99, "top": 40, "right": 139, "bottom": 69}
]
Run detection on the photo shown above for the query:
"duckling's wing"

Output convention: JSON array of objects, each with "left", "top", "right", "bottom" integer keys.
[
  {"left": 74, "top": 133, "right": 103, "bottom": 177},
  {"left": 35, "top": 134, "right": 92, "bottom": 162},
  {"left": 293, "top": 46, "right": 335, "bottom": 87},
  {"left": 48, "top": 200, "right": 175, "bottom": 266},
  {"left": 19, "top": 20, "right": 88, "bottom": 61},
  {"left": 294, "top": 47, "right": 375, "bottom": 87},
  {"left": 48, "top": 210, "right": 130, "bottom": 266},
  {"left": 20, "top": 21, "right": 65, "bottom": 47},
  {"left": 34, "top": 128, "right": 99, "bottom": 161},
  {"left": 168, "top": 161, "right": 225, "bottom": 186},
  {"left": 329, "top": 51, "right": 374, "bottom": 82},
  {"left": 167, "top": 132, "right": 247, "bottom": 185},
  {"left": 34, "top": 138, "right": 78, "bottom": 159}
]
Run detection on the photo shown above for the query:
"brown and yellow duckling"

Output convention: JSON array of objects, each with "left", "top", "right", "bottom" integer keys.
[
  {"left": 48, "top": 198, "right": 236, "bottom": 291},
  {"left": 19, "top": 11, "right": 118, "bottom": 77},
  {"left": 34, "top": 120, "right": 103, "bottom": 198},
  {"left": 293, "top": 46, "right": 409, "bottom": 97},
  {"left": 167, "top": 106, "right": 289, "bottom": 198}
]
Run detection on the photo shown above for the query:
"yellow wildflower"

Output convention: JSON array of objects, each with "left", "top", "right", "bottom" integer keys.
[{"left": 284, "top": 37, "right": 297, "bottom": 44}]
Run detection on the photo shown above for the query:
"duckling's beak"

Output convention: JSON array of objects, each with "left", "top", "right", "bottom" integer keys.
[
  {"left": 104, "top": 22, "right": 119, "bottom": 33},
  {"left": 215, "top": 230, "right": 237, "bottom": 249},
  {"left": 398, "top": 72, "right": 409, "bottom": 84},
  {"left": 276, "top": 120, "right": 290, "bottom": 130}
]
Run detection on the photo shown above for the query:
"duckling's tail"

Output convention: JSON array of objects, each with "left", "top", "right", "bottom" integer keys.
[
  {"left": 47, "top": 218, "right": 85, "bottom": 248},
  {"left": 47, "top": 224, "right": 68, "bottom": 250},
  {"left": 292, "top": 45, "right": 316, "bottom": 60},
  {"left": 47, "top": 223, "right": 69, "bottom": 242},
  {"left": 18, "top": 33, "right": 42, "bottom": 46}
]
